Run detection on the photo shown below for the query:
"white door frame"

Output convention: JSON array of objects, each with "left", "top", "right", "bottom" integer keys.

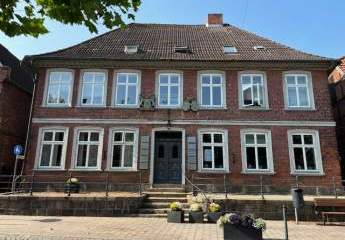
[{"left": 150, "top": 127, "right": 186, "bottom": 185}]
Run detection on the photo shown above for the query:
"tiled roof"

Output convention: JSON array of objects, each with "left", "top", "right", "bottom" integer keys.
[{"left": 31, "top": 23, "right": 330, "bottom": 62}]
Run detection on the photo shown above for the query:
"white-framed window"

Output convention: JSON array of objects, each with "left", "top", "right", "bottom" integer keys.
[
  {"left": 199, "top": 72, "right": 226, "bottom": 108},
  {"left": 36, "top": 127, "right": 69, "bottom": 169},
  {"left": 288, "top": 130, "right": 323, "bottom": 175},
  {"left": 198, "top": 129, "right": 229, "bottom": 171},
  {"left": 73, "top": 128, "right": 103, "bottom": 170},
  {"left": 108, "top": 128, "right": 138, "bottom": 170},
  {"left": 114, "top": 72, "right": 139, "bottom": 107},
  {"left": 241, "top": 129, "right": 274, "bottom": 173},
  {"left": 239, "top": 73, "right": 268, "bottom": 108},
  {"left": 80, "top": 71, "right": 107, "bottom": 106},
  {"left": 157, "top": 73, "right": 182, "bottom": 107},
  {"left": 46, "top": 70, "right": 73, "bottom": 106},
  {"left": 284, "top": 72, "right": 314, "bottom": 109}
]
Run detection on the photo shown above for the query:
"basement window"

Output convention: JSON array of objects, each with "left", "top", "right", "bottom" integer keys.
[
  {"left": 223, "top": 46, "right": 237, "bottom": 54},
  {"left": 124, "top": 45, "right": 139, "bottom": 54},
  {"left": 174, "top": 45, "right": 190, "bottom": 53}
]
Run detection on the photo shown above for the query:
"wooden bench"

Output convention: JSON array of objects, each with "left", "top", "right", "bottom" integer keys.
[{"left": 314, "top": 198, "right": 345, "bottom": 225}]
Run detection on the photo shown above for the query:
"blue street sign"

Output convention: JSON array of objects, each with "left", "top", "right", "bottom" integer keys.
[{"left": 13, "top": 144, "right": 24, "bottom": 156}]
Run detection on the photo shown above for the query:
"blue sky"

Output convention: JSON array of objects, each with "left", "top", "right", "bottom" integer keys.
[{"left": 1, "top": 0, "right": 344, "bottom": 60}]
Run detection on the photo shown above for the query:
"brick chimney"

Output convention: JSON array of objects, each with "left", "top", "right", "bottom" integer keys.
[{"left": 207, "top": 14, "right": 223, "bottom": 27}]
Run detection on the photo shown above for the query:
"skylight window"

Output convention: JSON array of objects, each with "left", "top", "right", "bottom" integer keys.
[
  {"left": 224, "top": 46, "right": 237, "bottom": 54},
  {"left": 174, "top": 45, "right": 190, "bottom": 53},
  {"left": 124, "top": 45, "right": 139, "bottom": 54},
  {"left": 253, "top": 45, "right": 266, "bottom": 50}
]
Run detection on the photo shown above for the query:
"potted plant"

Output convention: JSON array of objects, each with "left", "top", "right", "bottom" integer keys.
[
  {"left": 64, "top": 177, "right": 80, "bottom": 193},
  {"left": 207, "top": 202, "right": 222, "bottom": 223},
  {"left": 217, "top": 213, "right": 266, "bottom": 240},
  {"left": 167, "top": 202, "right": 184, "bottom": 223},
  {"left": 189, "top": 203, "right": 204, "bottom": 223}
]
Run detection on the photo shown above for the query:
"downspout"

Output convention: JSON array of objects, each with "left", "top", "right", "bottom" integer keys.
[{"left": 20, "top": 60, "right": 37, "bottom": 175}]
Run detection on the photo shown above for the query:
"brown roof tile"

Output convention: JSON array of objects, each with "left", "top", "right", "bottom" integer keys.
[{"left": 30, "top": 23, "right": 331, "bottom": 62}]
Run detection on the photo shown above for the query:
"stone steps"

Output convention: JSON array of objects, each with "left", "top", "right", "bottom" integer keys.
[
  {"left": 143, "top": 192, "right": 189, "bottom": 198},
  {"left": 146, "top": 196, "right": 188, "bottom": 203}
]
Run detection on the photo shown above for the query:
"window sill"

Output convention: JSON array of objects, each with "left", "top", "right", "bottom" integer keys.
[
  {"left": 239, "top": 107, "right": 271, "bottom": 111},
  {"left": 197, "top": 106, "right": 228, "bottom": 111},
  {"left": 42, "top": 105, "right": 72, "bottom": 108},
  {"left": 241, "top": 170, "right": 275, "bottom": 175},
  {"left": 284, "top": 108, "right": 316, "bottom": 112},
  {"left": 156, "top": 106, "right": 182, "bottom": 109},
  {"left": 106, "top": 168, "right": 138, "bottom": 172},
  {"left": 111, "top": 105, "right": 140, "bottom": 109},
  {"left": 69, "top": 168, "right": 102, "bottom": 172},
  {"left": 290, "top": 171, "right": 325, "bottom": 176},
  {"left": 76, "top": 105, "right": 107, "bottom": 109},
  {"left": 198, "top": 169, "right": 230, "bottom": 174}
]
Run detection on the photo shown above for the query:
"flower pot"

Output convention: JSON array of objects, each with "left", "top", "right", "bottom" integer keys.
[
  {"left": 207, "top": 212, "right": 222, "bottom": 223},
  {"left": 64, "top": 183, "right": 80, "bottom": 193},
  {"left": 223, "top": 224, "right": 262, "bottom": 240},
  {"left": 167, "top": 210, "right": 184, "bottom": 223},
  {"left": 189, "top": 211, "right": 204, "bottom": 223}
]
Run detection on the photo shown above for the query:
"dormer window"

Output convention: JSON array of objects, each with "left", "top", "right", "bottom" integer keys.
[
  {"left": 174, "top": 45, "right": 190, "bottom": 53},
  {"left": 224, "top": 46, "right": 237, "bottom": 54},
  {"left": 124, "top": 45, "right": 139, "bottom": 54},
  {"left": 254, "top": 45, "right": 266, "bottom": 50}
]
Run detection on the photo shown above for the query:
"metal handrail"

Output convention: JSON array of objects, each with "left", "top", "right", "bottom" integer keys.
[{"left": 185, "top": 175, "right": 210, "bottom": 204}]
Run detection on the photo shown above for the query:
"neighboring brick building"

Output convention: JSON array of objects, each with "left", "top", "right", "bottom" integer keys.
[
  {"left": 24, "top": 14, "right": 342, "bottom": 193},
  {"left": 328, "top": 57, "right": 345, "bottom": 180},
  {"left": 0, "top": 45, "right": 33, "bottom": 175}
]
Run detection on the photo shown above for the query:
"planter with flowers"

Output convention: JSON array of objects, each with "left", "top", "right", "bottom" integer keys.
[
  {"left": 217, "top": 213, "right": 266, "bottom": 240},
  {"left": 189, "top": 203, "right": 204, "bottom": 223},
  {"left": 207, "top": 202, "right": 222, "bottom": 223},
  {"left": 167, "top": 202, "right": 184, "bottom": 223},
  {"left": 64, "top": 177, "right": 80, "bottom": 193}
]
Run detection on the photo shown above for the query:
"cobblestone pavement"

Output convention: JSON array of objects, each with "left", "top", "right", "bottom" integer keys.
[{"left": 0, "top": 215, "right": 344, "bottom": 240}]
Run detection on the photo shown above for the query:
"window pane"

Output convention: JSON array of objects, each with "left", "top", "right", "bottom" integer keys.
[
  {"left": 293, "top": 148, "right": 304, "bottom": 170},
  {"left": 51, "top": 145, "right": 62, "bottom": 166},
  {"left": 246, "top": 147, "right": 256, "bottom": 169},
  {"left": 212, "top": 86, "right": 222, "bottom": 106},
  {"left": 297, "top": 76, "right": 306, "bottom": 85},
  {"left": 214, "top": 134, "right": 223, "bottom": 143},
  {"left": 258, "top": 147, "right": 268, "bottom": 169},
  {"left": 77, "top": 145, "right": 88, "bottom": 166},
  {"left": 202, "top": 75, "right": 210, "bottom": 84},
  {"left": 112, "top": 145, "right": 122, "bottom": 167},
  {"left": 304, "top": 135, "right": 313, "bottom": 144},
  {"left": 258, "top": 85, "right": 264, "bottom": 105},
  {"left": 288, "top": 87, "right": 298, "bottom": 106},
  {"left": 256, "top": 134, "right": 266, "bottom": 144},
  {"left": 94, "top": 73, "right": 105, "bottom": 84},
  {"left": 61, "top": 72, "right": 71, "bottom": 83},
  {"left": 305, "top": 148, "right": 316, "bottom": 170},
  {"left": 90, "top": 132, "right": 99, "bottom": 142},
  {"left": 59, "top": 84, "right": 69, "bottom": 104},
  {"left": 114, "top": 132, "right": 122, "bottom": 142},
  {"left": 47, "top": 85, "right": 59, "bottom": 104},
  {"left": 212, "top": 75, "right": 221, "bottom": 84},
  {"left": 242, "top": 76, "right": 251, "bottom": 85},
  {"left": 49, "top": 72, "right": 60, "bottom": 82},
  {"left": 40, "top": 144, "right": 51, "bottom": 166},
  {"left": 125, "top": 132, "right": 134, "bottom": 142},
  {"left": 44, "top": 132, "right": 53, "bottom": 141},
  {"left": 82, "top": 83, "right": 92, "bottom": 104},
  {"left": 124, "top": 145, "right": 134, "bottom": 167},
  {"left": 203, "top": 134, "right": 211, "bottom": 143},
  {"left": 298, "top": 86, "right": 309, "bottom": 106},
  {"left": 170, "top": 75, "right": 179, "bottom": 84},
  {"left": 79, "top": 132, "right": 88, "bottom": 141},
  {"left": 170, "top": 86, "right": 179, "bottom": 105},
  {"left": 93, "top": 84, "right": 104, "bottom": 104},
  {"left": 253, "top": 76, "right": 262, "bottom": 84},
  {"left": 203, "top": 146, "right": 212, "bottom": 168},
  {"left": 55, "top": 132, "right": 64, "bottom": 141},
  {"left": 127, "top": 85, "right": 137, "bottom": 105},
  {"left": 159, "top": 86, "right": 169, "bottom": 105},
  {"left": 116, "top": 85, "right": 126, "bottom": 104},
  {"left": 243, "top": 85, "right": 252, "bottom": 105},
  {"left": 117, "top": 74, "right": 126, "bottom": 84},
  {"left": 245, "top": 134, "right": 255, "bottom": 144},
  {"left": 286, "top": 76, "right": 295, "bottom": 85},
  {"left": 128, "top": 74, "right": 137, "bottom": 84},
  {"left": 88, "top": 145, "right": 98, "bottom": 167},
  {"left": 160, "top": 75, "right": 169, "bottom": 84},
  {"left": 83, "top": 73, "right": 93, "bottom": 83},
  {"left": 202, "top": 87, "right": 210, "bottom": 105},
  {"left": 292, "top": 135, "right": 302, "bottom": 144},
  {"left": 172, "top": 145, "right": 179, "bottom": 158},
  {"left": 214, "top": 146, "right": 224, "bottom": 169}
]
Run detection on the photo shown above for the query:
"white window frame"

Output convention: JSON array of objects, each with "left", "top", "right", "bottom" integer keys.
[
  {"left": 113, "top": 70, "right": 141, "bottom": 108},
  {"left": 198, "top": 71, "right": 226, "bottom": 109},
  {"left": 287, "top": 129, "right": 324, "bottom": 175},
  {"left": 107, "top": 128, "right": 139, "bottom": 171},
  {"left": 238, "top": 71, "right": 269, "bottom": 109},
  {"left": 156, "top": 71, "right": 183, "bottom": 108},
  {"left": 44, "top": 69, "right": 74, "bottom": 107},
  {"left": 34, "top": 127, "right": 69, "bottom": 170},
  {"left": 283, "top": 71, "right": 315, "bottom": 110},
  {"left": 71, "top": 127, "right": 104, "bottom": 171},
  {"left": 79, "top": 70, "right": 107, "bottom": 107},
  {"left": 198, "top": 129, "right": 229, "bottom": 172},
  {"left": 240, "top": 129, "right": 274, "bottom": 174}
]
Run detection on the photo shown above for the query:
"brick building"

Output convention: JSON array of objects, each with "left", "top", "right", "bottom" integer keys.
[
  {"left": 328, "top": 57, "right": 345, "bottom": 180},
  {"left": 0, "top": 44, "right": 33, "bottom": 174},
  {"left": 24, "top": 14, "right": 342, "bottom": 193}
]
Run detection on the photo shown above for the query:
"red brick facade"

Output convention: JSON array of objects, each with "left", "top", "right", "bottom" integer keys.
[{"left": 23, "top": 66, "right": 342, "bottom": 191}]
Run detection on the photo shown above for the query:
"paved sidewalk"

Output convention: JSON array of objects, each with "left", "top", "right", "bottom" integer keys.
[{"left": 0, "top": 215, "right": 344, "bottom": 240}]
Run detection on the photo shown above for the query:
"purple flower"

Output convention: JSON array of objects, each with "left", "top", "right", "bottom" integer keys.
[
  {"left": 241, "top": 215, "right": 254, "bottom": 228},
  {"left": 229, "top": 213, "right": 241, "bottom": 225}
]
